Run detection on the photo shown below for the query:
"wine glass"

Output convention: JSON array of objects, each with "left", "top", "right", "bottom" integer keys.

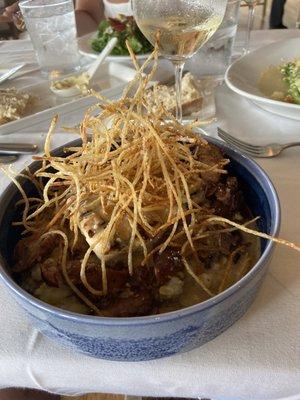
[
  {"left": 131, "top": 0, "right": 227, "bottom": 122},
  {"left": 243, "top": 0, "right": 258, "bottom": 54}
]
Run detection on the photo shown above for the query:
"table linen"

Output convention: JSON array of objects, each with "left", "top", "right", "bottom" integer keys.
[{"left": 0, "top": 29, "right": 299, "bottom": 400}]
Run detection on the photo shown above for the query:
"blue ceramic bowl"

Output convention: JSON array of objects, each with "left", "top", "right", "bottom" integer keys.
[{"left": 0, "top": 138, "right": 280, "bottom": 361}]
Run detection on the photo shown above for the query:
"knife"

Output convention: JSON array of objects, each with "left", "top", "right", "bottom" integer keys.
[
  {"left": 0, "top": 143, "right": 38, "bottom": 154},
  {"left": 0, "top": 63, "right": 26, "bottom": 85}
]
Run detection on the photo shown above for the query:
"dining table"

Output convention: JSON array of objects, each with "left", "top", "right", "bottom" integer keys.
[{"left": 0, "top": 28, "right": 299, "bottom": 400}]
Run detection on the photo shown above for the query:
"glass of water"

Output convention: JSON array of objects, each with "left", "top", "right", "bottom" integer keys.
[
  {"left": 19, "top": 0, "right": 80, "bottom": 76},
  {"left": 186, "top": 0, "right": 241, "bottom": 79}
]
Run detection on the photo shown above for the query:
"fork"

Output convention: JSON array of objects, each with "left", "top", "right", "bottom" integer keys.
[{"left": 217, "top": 127, "right": 300, "bottom": 158}]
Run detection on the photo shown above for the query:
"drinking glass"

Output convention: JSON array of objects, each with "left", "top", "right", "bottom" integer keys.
[
  {"left": 243, "top": 0, "right": 258, "bottom": 54},
  {"left": 19, "top": 0, "right": 80, "bottom": 76},
  {"left": 131, "top": 0, "right": 227, "bottom": 122},
  {"left": 186, "top": 0, "right": 241, "bottom": 79}
]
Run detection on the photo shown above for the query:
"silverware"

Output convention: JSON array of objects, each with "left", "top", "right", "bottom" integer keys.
[
  {"left": 0, "top": 63, "right": 26, "bottom": 85},
  {"left": 0, "top": 155, "right": 18, "bottom": 163},
  {"left": 8, "top": 66, "right": 40, "bottom": 80},
  {"left": 0, "top": 143, "right": 38, "bottom": 154},
  {"left": 218, "top": 127, "right": 300, "bottom": 158}
]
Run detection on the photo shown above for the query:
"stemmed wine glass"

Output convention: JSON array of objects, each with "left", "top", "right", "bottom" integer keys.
[
  {"left": 131, "top": 0, "right": 227, "bottom": 122},
  {"left": 243, "top": 0, "right": 258, "bottom": 54}
]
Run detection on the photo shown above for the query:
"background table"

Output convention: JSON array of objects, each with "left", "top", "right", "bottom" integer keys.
[{"left": 0, "top": 30, "right": 299, "bottom": 400}]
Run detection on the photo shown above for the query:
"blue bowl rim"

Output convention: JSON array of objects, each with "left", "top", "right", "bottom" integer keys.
[{"left": 0, "top": 137, "right": 281, "bottom": 326}]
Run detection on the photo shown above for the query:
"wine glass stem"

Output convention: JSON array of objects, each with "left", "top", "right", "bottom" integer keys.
[
  {"left": 173, "top": 61, "right": 185, "bottom": 122},
  {"left": 244, "top": 4, "right": 255, "bottom": 54}
]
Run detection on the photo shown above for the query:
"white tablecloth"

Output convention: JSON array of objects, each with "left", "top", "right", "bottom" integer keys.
[{"left": 0, "top": 30, "right": 300, "bottom": 400}]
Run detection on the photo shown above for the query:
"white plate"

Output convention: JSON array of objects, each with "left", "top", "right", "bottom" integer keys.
[
  {"left": 0, "top": 62, "right": 136, "bottom": 135},
  {"left": 78, "top": 31, "right": 151, "bottom": 62},
  {"left": 225, "top": 37, "right": 300, "bottom": 120}
]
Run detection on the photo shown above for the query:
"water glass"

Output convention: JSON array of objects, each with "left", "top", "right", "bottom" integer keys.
[
  {"left": 186, "top": 0, "right": 241, "bottom": 79},
  {"left": 19, "top": 0, "right": 80, "bottom": 76}
]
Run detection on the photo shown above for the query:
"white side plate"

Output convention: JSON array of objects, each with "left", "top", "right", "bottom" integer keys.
[
  {"left": 0, "top": 62, "right": 136, "bottom": 135},
  {"left": 225, "top": 37, "right": 300, "bottom": 120}
]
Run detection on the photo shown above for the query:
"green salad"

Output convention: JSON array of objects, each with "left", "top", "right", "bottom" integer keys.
[
  {"left": 91, "top": 15, "right": 153, "bottom": 56},
  {"left": 281, "top": 60, "right": 300, "bottom": 104}
]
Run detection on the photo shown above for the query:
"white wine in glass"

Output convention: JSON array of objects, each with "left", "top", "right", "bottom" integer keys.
[{"left": 131, "top": 0, "right": 227, "bottom": 121}]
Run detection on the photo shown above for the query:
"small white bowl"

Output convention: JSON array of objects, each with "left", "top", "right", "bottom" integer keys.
[{"left": 50, "top": 84, "right": 82, "bottom": 98}]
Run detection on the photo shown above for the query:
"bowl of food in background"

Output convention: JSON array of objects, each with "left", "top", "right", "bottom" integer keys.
[
  {"left": 225, "top": 37, "right": 300, "bottom": 120},
  {"left": 0, "top": 68, "right": 280, "bottom": 361}
]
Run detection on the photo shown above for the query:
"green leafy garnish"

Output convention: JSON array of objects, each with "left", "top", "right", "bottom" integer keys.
[
  {"left": 281, "top": 61, "right": 300, "bottom": 105},
  {"left": 91, "top": 15, "right": 153, "bottom": 57}
]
